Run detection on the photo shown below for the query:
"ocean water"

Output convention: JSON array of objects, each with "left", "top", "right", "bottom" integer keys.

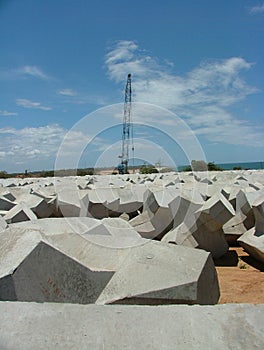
[
  {"left": 216, "top": 162, "right": 264, "bottom": 170},
  {"left": 178, "top": 161, "right": 264, "bottom": 171}
]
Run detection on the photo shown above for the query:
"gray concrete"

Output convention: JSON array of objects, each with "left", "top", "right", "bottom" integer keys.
[
  {"left": 0, "top": 228, "right": 114, "bottom": 303},
  {"left": 0, "top": 215, "right": 7, "bottom": 231},
  {"left": 3, "top": 203, "right": 37, "bottom": 223},
  {"left": 223, "top": 212, "right": 247, "bottom": 244},
  {"left": 0, "top": 195, "right": 16, "bottom": 211},
  {"left": 238, "top": 227, "right": 264, "bottom": 262},
  {"left": 96, "top": 240, "right": 219, "bottom": 305},
  {"left": 238, "top": 197, "right": 264, "bottom": 262},
  {"left": 0, "top": 302, "right": 263, "bottom": 350},
  {"left": 0, "top": 218, "right": 147, "bottom": 303}
]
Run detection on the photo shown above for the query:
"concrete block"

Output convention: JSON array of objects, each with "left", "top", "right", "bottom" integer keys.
[
  {"left": 196, "top": 193, "right": 235, "bottom": 229},
  {"left": 169, "top": 193, "right": 202, "bottom": 229},
  {"left": 0, "top": 302, "right": 264, "bottom": 350},
  {"left": 223, "top": 212, "right": 247, "bottom": 244},
  {"left": 96, "top": 241, "right": 220, "bottom": 305},
  {"left": 0, "top": 195, "right": 16, "bottom": 211},
  {"left": 236, "top": 189, "right": 259, "bottom": 229},
  {"left": 0, "top": 232, "right": 112, "bottom": 303},
  {"left": 4, "top": 203, "right": 37, "bottom": 223},
  {"left": 0, "top": 217, "right": 143, "bottom": 303},
  {"left": 238, "top": 228, "right": 264, "bottom": 263},
  {"left": 129, "top": 211, "right": 157, "bottom": 239},
  {"left": 238, "top": 196, "right": 264, "bottom": 262},
  {"left": 161, "top": 222, "right": 199, "bottom": 248},
  {"left": 142, "top": 188, "right": 179, "bottom": 238}
]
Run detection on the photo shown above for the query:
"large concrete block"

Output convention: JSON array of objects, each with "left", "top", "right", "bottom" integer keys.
[
  {"left": 142, "top": 188, "right": 180, "bottom": 238},
  {"left": 129, "top": 211, "right": 157, "bottom": 239},
  {"left": 10, "top": 217, "right": 143, "bottom": 266},
  {"left": 196, "top": 193, "right": 235, "bottom": 229},
  {"left": 16, "top": 194, "right": 56, "bottom": 218},
  {"left": 169, "top": 193, "right": 202, "bottom": 229},
  {"left": 96, "top": 241, "right": 220, "bottom": 305},
  {"left": 161, "top": 222, "right": 199, "bottom": 249},
  {"left": 0, "top": 231, "right": 112, "bottom": 303},
  {"left": 236, "top": 189, "right": 259, "bottom": 229},
  {"left": 1, "top": 218, "right": 140, "bottom": 303}
]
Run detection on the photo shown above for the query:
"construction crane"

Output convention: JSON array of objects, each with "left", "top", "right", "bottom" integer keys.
[{"left": 118, "top": 73, "right": 134, "bottom": 174}]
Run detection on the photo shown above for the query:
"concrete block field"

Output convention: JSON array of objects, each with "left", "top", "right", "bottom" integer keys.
[{"left": 1, "top": 169, "right": 264, "bottom": 348}]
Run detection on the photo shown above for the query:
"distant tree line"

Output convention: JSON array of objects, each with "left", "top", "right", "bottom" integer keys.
[
  {"left": 181, "top": 160, "right": 244, "bottom": 172},
  {"left": 0, "top": 168, "right": 94, "bottom": 178}
]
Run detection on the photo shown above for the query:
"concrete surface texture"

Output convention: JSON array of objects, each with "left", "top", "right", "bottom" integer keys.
[
  {"left": 0, "top": 302, "right": 263, "bottom": 350},
  {"left": 238, "top": 195, "right": 264, "bottom": 262},
  {"left": 96, "top": 240, "right": 219, "bottom": 305},
  {"left": 0, "top": 228, "right": 115, "bottom": 303}
]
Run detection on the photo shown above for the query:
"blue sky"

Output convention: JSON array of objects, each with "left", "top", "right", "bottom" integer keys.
[{"left": 0, "top": 0, "right": 263, "bottom": 172}]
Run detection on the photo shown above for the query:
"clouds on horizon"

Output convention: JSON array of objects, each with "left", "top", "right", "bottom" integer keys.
[
  {"left": 105, "top": 40, "right": 263, "bottom": 148},
  {"left": 0, "top": 124, "right": 93, "bottom": 170}
]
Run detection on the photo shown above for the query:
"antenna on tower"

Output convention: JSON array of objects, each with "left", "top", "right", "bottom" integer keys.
[{"left": 118, "top": 74, "right": 134, "bottom": 174}]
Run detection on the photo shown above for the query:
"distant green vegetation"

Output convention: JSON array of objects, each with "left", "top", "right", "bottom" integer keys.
[
  {"left": 233, "top": 166, "right": 242, "bottom": 170},
  {"left": 0, "top": 171, "right": 10, "bottom": 179},
  {"left": 0, "top": 168, "right": 94, "bottom": 178},
  {"left": 139, "top": 164, "right": 159, "bottom": 174},
  {"left": 207, "top": 162, "right": 223, "bottom": 171},
  {"left": 181, "top": 161, "right": 223, "bottom": 172}
]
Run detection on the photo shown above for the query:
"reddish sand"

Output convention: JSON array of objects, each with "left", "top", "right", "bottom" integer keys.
[{"left": 215, "top": 247, "right": 264, "bottom": 304}]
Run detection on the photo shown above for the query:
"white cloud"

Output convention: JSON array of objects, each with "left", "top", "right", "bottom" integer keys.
[
  {"left": 17, "top": 65, "right": 51, "bottom": 80},
  {"left": 0, "top": 124, "right": 94, "bottom": 170},
  {"left": 105, "top": 40, "right": 263, "bottom": 148},
  {"left": 57, "top": 89, "right": 77, "bottom": 96},
  {"left": 16, "top": 98, "right": 52, "bottom": 111},
  {"left": 0, "top": 110, "right": 18, "bottom": 116},
  {"left": 249, "top": 3, "right": 264, "bottom": 14}
]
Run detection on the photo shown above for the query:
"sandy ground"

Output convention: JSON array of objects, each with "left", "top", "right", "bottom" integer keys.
[{"left": 215, "top": 247, "right": 264, "bottom": 304}]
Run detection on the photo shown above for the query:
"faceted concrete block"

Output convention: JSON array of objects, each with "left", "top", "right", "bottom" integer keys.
[
  {"left": 236, "top": 189, "right": 258, "bottom": 229},
  {"left": 18, "top": 194, "right": 55, "bottom": 218},
  {"left": 96, "top": 241, "right": 220, "bottom": 305},
  {"left": 4, "top": 203, "right": 37, "bottom": 224},
  {"left": 238, "top": 196, "right": 264, "bottom": 262},
  {"left": 129, "top": 211, "right": 157, "bottom": 239},
  {"left": 0, "top": 233, "right": 112, "bottom": 303},
  {"left": 223, "top": 212, "right": 247, "bottom": 245},
  {"left": 161, "top": 222, "right": 199, "bottom": 249},
  {"left": 57, "top": 189, "right": 84, "bottom": 217},
  {"left": 142, "top": 188, "right": 179, "bottom": 238},
  {"left": 196, "top": 193, "right": 235, "bottom": 230},
  {"left": 0, "top": 195, "right": 16, "bottom": 211},
  {"left": 169, "top": 194, "right": 202, "bottom": 229},
  {"left": 0, "top": 219, "right": 137, "bottom": 303},
  {"left": 238, "top": 228, "right": 264, "bottom": 263}
]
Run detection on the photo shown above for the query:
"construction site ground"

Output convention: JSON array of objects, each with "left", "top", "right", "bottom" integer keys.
[{"left": 215, "top": 246, "right": 264, "bottom": 304}]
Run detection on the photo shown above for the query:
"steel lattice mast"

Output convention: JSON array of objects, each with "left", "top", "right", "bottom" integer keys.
[{"left": 119, "top": 73, "right": 133, "bottom": 174}]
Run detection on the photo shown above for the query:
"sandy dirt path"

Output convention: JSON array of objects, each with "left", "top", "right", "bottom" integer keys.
[{"left": 215, "top": 247, "right": 264, "bottom": 304}]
